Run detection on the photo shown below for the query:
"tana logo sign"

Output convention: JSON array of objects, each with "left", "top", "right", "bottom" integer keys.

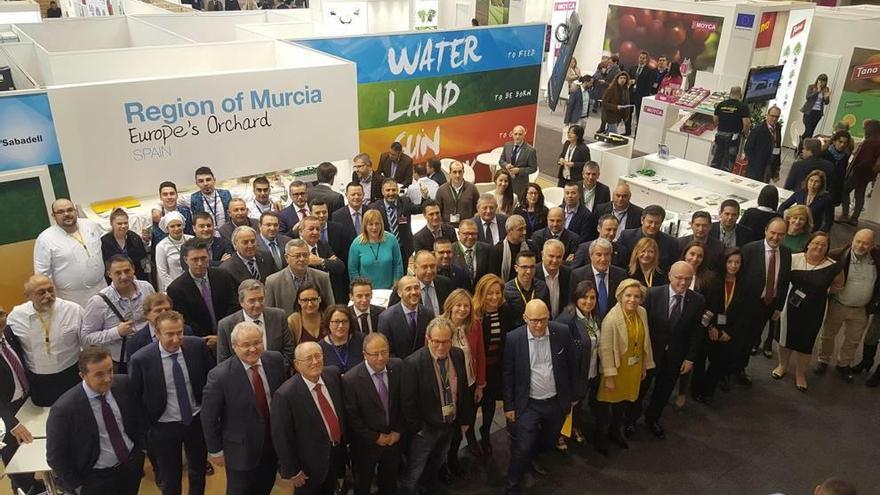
[
  {"left": 852, "top": 62, "right": 880, "bottom": 82},
  {"left": 790, "top": 19, "right": 806, "bottom": 38}
]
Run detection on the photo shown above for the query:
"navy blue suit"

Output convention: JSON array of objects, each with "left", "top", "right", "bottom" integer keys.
[
  {"left": 617, "top": 228, "right": 681, "bottom": 272},
  {"left": 126, "top": 323, "right": 194, "bottom": 362}
]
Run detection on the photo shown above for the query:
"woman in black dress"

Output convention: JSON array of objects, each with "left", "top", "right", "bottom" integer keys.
[
  {"left": 774, "top": 232, "right": 844, "bottom": 391},
  {"left": 627, "top": 237, "right": 667, "bottom": 289},
  {"left": 678, "top": 241, "right": 717, "bottom": 406},
  {"left": 740, "top": 185, "right": 779, "bottom": 236},
  {"left": 513, "top": 183, "right": 548, "bottom": 237}
]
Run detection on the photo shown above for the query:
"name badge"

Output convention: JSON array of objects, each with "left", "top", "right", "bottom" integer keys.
[
  {"left": 442, "top": 404, "right": 455, "bottom": 416},
  {"left": 772, "top": 147, "right": 781, "bottom": 156},
  {"left": 627, "top": 355, "right": 641, "bottom": 366},
  {"left": 450, "top": 213, "right": 461, "bottom": 223},
  {"left": 717, "top": 314, "right": 727, "bottom": 325},
  {"left": 398, "top": 215, "right": 409, "bottom": 225}
]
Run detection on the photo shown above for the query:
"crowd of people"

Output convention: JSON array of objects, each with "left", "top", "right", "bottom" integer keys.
[{"left": 0, "top": 125, "right": 872, "bottom": 495}]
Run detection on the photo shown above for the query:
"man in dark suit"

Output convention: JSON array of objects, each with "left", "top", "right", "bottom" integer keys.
[
  {"left": 400, "top": 317, "right": 473, "bottom": 495},
  {"left": 378, "top": 276, "right": 434, "bottom": 358},
  {"left": 503, "top": 300, "right": 576, "bottom": 494},
  {"left": 625, "top": 50, "right": 657, "bottom": 135},
  {"left": 216, "top": 279, "right": 295, "bottom": 367},
  {"left": 218, "top": 198, "right": 260, "bottom": 242},
  {"left": 413, "top": 202, "right": 457, "bottom": 253},
  {"left": 434, "top": 238, "right": 473, "bottom": 291},
  {"left": 166, "top": 239, "right": 239, "bottom": 347},
  {"left": 570, "top": 238, "right": 627, "bottom": 319},
  {"left": 490, "top": 215, "right": 538, "bottom": 281},
  {"left": 348, "top": 277, "right": 384, "bottom": 334},
  {"left": 498, "top": 125, "right": 539, "bottom": 199},
  {"left": 298, "top": 215, "right": 348, "bottom": 303},
  {"left": 710, "top": 200, "right": 755, "bottom": 249},
  {"left": 304, "top": 201, "right": 349, "bottom": 265},
  {"left": 504, "top": 251, "right": 550, "bottom": 328},
  {"left": 331, "top": 182, "right": 369, "bottom": 253},
  {"left": 593, "top": 182, "right": 643, "bottom": 238},
  {"left": 129, "top": 310, "right": 215, "bottom": 495},
  {"left": 351, "top": 153, "right": 385, "bottom": 205},
  {"left": 579, "top": 161, "right": 611, "bottom": 212},
  {"left": 560, "top": 183, "right": 596, "bottom": 242},
  {"left": 127, "top": 293, "right": 195, "bottom": 361},
  {"left": 532, "top": 207, "right": 580, "bottom": 260},
  {"left": 744, "top": 106, "right": 783, "bottom": 182},
  {"left": 474, "top": 194, "right": 508, "bottom": 245},
  {"left": 278, "top": 181, "right": 312, "bottom": 235},
  {"left": 784, "top": 138, "right": 835, "bottom": 192},
  {"left": 617, "top": 205, "right": 681, "bottom": 272},
  {"left": 571, "top": 214, "right": 630, "bottom": 269},
  {"left": 370, "top": 178, "right": 422, "bottom": 264},
  {"left": 309, "top": 162, "right": 345, "bottom": 213},
  {"left": 378, "top": 141, "right": 414, "bottom": 187},
  {"left": 342, "top": 333, "right": 405, "bottom": 495},
  {"left": 632, "top": 262, "right": 707, "bottom": 439},
  {"left": 220, "top": 225, "right": 278, "bottom": 285},
  {"left": 191, "top": 212, "right": 234, "bottom": 267},
  {"left": 535, "top": 239, "right": 571, "bottom": 319},
  {"left": 256, "top": 212, "right": 294, "bottom": 273},
  {"left": 452, "top": 219, "right": 492, "bottom": 287},
  {"left": 388, "top": 251, "right": 453, "bottom": 313},
  {"left": 201, "top": 323, "right": 286, "bottom": 495},
  {"left": 272, "top": 342, "right": 347, "bottom": 495},
  {"left": 678, "top": 211, "right": 724, "bottom": 272},
  {"left": 47, "top": 346, "right": 145, "bottom": 495},
  {"left": 737, "top": 218, "right": 791, "bottom": 384}
]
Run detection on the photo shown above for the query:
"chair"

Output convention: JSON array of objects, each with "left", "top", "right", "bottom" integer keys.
[
  {"left": 475, "top": 182, "right": 495, "bottom": 194},
  {"left": 542, "top": 187, "right": 564, "bottom": 208}
]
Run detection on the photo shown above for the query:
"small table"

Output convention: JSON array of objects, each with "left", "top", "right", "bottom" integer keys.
[
  {"left": 5, "top": 438, "right": 59, "bottom": 495},
  {"left": 15, "top": 398, "right": 50, "bottom": 439}
]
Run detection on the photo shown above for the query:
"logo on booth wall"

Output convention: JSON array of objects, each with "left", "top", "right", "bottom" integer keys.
[
  {"left": 691, "top": 20, "right": 718, "bottom": 32},
  {"left": 642, "top": 105, "right": 664, "bottom": 117},
  {"left": 790, "top": 19, "right": 806, "bottom": 38},
  {"left": 735, "top": 13, "right": 755, "bottom": 30},
  {"left": 852, "top": 62, "right": 880, "bottom": 81}
]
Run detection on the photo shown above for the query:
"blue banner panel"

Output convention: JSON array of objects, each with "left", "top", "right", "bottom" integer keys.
[{"left": 0, "top": 93, "right": 62, "bottom": 171}]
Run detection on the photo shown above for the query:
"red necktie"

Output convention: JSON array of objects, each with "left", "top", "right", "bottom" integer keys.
[
  {"left": 251, "top": 365, "right": 270, "bottom": 420},
  {"left": 314, "top": 383, "right": 342, "bottom": 444},
  {"left": 764, "top": 249, "right": 776, "bottom": 305}
]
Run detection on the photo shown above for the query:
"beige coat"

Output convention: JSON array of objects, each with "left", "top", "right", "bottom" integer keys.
[{"left": 599, "top": 304, "right": 655, "bottom": 377}]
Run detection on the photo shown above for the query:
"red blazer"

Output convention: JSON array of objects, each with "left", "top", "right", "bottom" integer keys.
[{"left": 463, "top": 320, "right": 487, "bottom": 388}]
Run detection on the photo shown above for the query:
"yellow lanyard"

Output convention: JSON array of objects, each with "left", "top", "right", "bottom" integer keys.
[
  {"left": 514, "top": 278, "right": 535, "bottom": 305},
  {"left": 645, "top": 270, "right": 653, "bottom": 288},
  {"left": 35, "top": 309, "right": 53, "bottom": 354},
  {"left": 724, "top": 280, "right": 736, "bottom": 312}
]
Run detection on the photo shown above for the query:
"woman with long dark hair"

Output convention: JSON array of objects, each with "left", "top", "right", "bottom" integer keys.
[
  {"left": 798, "top": 74, "right": 831, "bottom": 153},
  {"left": 600, "top": 71, "right": 631, "bottom": 135},
  {"left": 699, "top": 248, "right": 746, "bottom": 399},
  {"left": 513, "top": 183, "right": 548, "bottom": 237},
  {"left": 491, "top": 168, "right": 517, "bottom": 215},
  {"left": 657, "top": 62, "right": 683, "bottom": 95},
  {"left": 557, "top": 124, "right": 591, "bottom": 187},
  {"left": 740, "top": 185, "right": 779, "bottom": 236}
]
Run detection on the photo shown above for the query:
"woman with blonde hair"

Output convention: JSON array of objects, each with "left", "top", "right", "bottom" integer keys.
[
  {"left": 347, "top": 208, "right": 403, "bottom": 289},
  {"left": 627, "top": 237, "right": 667, "bottom": 288},
  {"left": 596, "top": 278, "right": 654, "bottom": 455},
  {"left": 443, "top": 288, "right": 486, "bottom": 467},
  {"left": 472, "top": 274, "right": 515, "bottom": 453},
  {"left": 782, "top": 205, "right": 813, "bottom": 253}
]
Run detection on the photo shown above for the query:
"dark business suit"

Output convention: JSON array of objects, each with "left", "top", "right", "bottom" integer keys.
[
  {"left": 535, "top": 264, "right": 572, "bottom": 317},
  {"left": 401, "top": 346, "right": 472, "bottom": 495},
  {"left": 166, "top": 268, "right": 239, "bottom": 337},
  {"left": 532, "top": 227, "right": 580, "bottom": 259},
  {"left": 474, "top": 213, "right": 508, "bottom": 245},
  {"left": 569, "top": 264, "right": 627, "bottom": 318},
  {"left": 349, "top": 304, "right": 385, "bottom": 335},
  {"left": 277, "top": 204, "right": 310, "bottom": 235},
  {"left": 0, "top": 328, "right": 39, "bottom": 493},
  {"left": 633, "top": 286, "right": 706, "bottom": 427},
  {"left": 412, "top": 224, "right": 457, "bottom": 253},
  {"left": 323, "top": 221, "right": 351, "bottom": 266},
  {"left": 331, "top": 205, "right": 369, "bottom": 257},
  {"left": 557, "top": 142, "right": 591, "bottom": 186},
  {"left": 217, "top": 218, "right": 260, "bottom": 243},
  {"left": 709, "top": 222, "right": 754, "bottom": 248},
  {"left": 503, "top": 278, "right": 550, "bottom": 329},
  {"left": 201, "top": 351, "right": 285, "bottom": 495},
  {"left": 626, "top": 64, "right": 657, "bottom": 133},
  {"left": 439, "top": 262, "right": 473, "bottom": 292},
  {"left": 216, "top": 308, "right": 295, "bottom": 368},
  {"left": 677, "top": 235, "right": 725, "bottom": 272},
  {"left": 502, "top": 323, "right": 576, "bottom": 494},
  {"left": 580, "top": 182, "right": 612, "bottom": 211},
  {"left": 744, "top": 122, "right": 783, "bottom": 181},
  {"left": 379, "top": 152, "right": 414, "bottom": 187},
  {"left": 560, "top": 203, "right": 596, "bottom": 242},
  {"left": 452, "top": 241, "right": 492, "bottom": 286},
  {"left": 378, "top": 302, "right": 434, "bottom": 358},
  {"left": 739, "top": 240, "right": 792, "bottom": 371},
  {"left": 219, "top": 252, "right": 278, "bottom": 285},
  {"left": 499, "top": 141, "right": 538, "bottom": 199},
  {"left": 46, "top": 375, "right": 145, "bottom": 495},
  {"left": 784, "top": 156, "right": 836, "bottom": 193},
  {"left": 592, "top": 202, "right": 643, "bottom": 231},
  {"left": 271, "top": 367, "right": 347, "bottom": 495},
  {"left": 351, "top": 172, "right": 386, "bottom": 205},
  {"left": 295, "top": 239, "right": 349, "bottom": 304},
  {"left": 188, "top": 237, "right": 233, "bottom": 268},
  {"left": 308, "top": 183, "right": 345, "bottom": 214},
  {"left": 342, "top": 359, "right": 405, "bottom": 495},
  {"left": 129, "top": 337, "right": 215, "bottom": 495},
  {"left": 370, "top": 197, "right": 422, "bottom": 264},
  {"left": 256, "top": 233, "right": 294, "bottom": 272},
  {"left": 618, "top": 228, "right": 681, "bottom": 272},
  {"left": 571, "top": 239, "right": 630, "bottom": 270},
  {"left": 387, "top": 275, "right": 453, "bottom": 314},
  {"left": 126, "top": 323, "right": 194, "bottom": 362}
]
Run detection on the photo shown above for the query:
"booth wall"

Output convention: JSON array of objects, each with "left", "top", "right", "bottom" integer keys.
[
  {"left": 369, "top": 0, "right": 410, "bottom": 33},
  {"left": 122, "top": 0, "right": 174, "bottom": 15},
  {"left": 135, "top": 12, "right": 270, "bottom": 42}
]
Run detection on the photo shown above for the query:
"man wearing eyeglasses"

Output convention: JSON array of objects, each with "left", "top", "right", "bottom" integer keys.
[
  {"left": 744, "top": 106, "right": 783, "bottom": 183},
  {"left": 503, "top": 251, "right": 549, "bottom": 329},
  {"left": 34, "top": 198, "right": 108, "bottom": 307},
  {"left": 264, "top": 239, "right": 335, "bottom": 317},
  {"left": 216, "top": 279, "right": 294, "bottom": 368},
  {"left": 278, "top": 181, "right": 311, "bottom": 234}
]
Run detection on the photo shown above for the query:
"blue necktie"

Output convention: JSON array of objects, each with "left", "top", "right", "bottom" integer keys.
[
  {"left": 387, "top": 204, "right": 399, "bottom": 238},
  {"left": 408, "top": 311, "right": 417, "bottom": 334},
  {"left": 353, "top": 211, "right": 362, "bottom": 235},
  {"left": 171, "top": 353, "right": 193, "bottom": 425},
  {"left": 597, "top": 272, "right": 608, "bottom": 316}
]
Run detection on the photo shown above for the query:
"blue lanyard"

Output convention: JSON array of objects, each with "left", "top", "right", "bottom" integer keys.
[{"left": 329, "top": 339, "right": 350, "bottom": 371}]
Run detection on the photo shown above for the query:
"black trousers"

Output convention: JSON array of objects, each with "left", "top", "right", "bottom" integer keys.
[
  {"left": 225, "top": 445, "right": 277, "bottom": 495},
  {"left": 800, "top": 110, "right": 823, "bottom": 151},
  {"left": 149, "top": 416, "right": 207, "bottom": 495},
  {"left": 81, "top": 450, "right": 145, "bottom": 495},
  {"left": 711, "top": 133, "right": 739, "bottom": 172},
  {"left": 646, "top": 354, "right": 686, "bottom": 424},
  {"left": 737, "top": 301, "right": 776, "bottom": 372},
  {"left": 352, "top": 440, "right": 401, "bottom": 495},
  {"left": 625, "top": 370, "right": 654, "bottom": 426},
  {"left": 299, "top": 444, "right": 346, "bottom": 495},
  {"left": 704, "top": 340, "right": 734, "bottom": 396},
  {"left": 0, "top": 396, "right": 38, "bottom": 493},
  {"left": 27, "top": 364, "right": 80, "bottom": 407},
  {"left": 506, "top": 397, "right": 564, "bottom": 494}
]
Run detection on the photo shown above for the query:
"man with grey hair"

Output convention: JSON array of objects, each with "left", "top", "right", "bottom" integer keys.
[
  {"left": 499, "top": 124, "right": 538, "bottom": 199},
  {"left": 711, "top": 86, "right": 751, "bottom": 172},
  {"left": 202, "top": 322, "right": 286, "bottom": 495},
  {"left": 351, "top": 153, "right": 384, "bottom": 204},
  {"left": 489, "top": 214, "right": 537, "bottom": 281},
  {"left": 569, "top": 237, "right": 627, "bottom": 318},
  {"left": 264, "top": 239, "right": 334, "bottom": 316},
  {"left": 435, "top": 161, "right": 479, "bottom": 226},
  {"left": 220, "top": 225, "right": 277, "bottom": 285},
  {"left": 218, "top": 198, "right": 259, "bottom": 242},
  {"left": 401, "top": 316, "right": 471, "bottom": 495},
  {"left": 216, "top": 279, "right": 294, "bottom": 367},
  {"left": 473, "top": 193, "right": 508, "bottom": 245}
]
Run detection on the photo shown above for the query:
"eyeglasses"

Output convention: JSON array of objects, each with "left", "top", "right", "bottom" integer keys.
[
  {"left": 328, "top": 319, "right": 349, "bottom": 326},
  {"left": 299, "top": 297, "right": 320, "bottom": 304},
  {"left": 296, "top": 354, "right": 322, "bottom": 363},
  {"left": 287, "top": 252, "right": 309, "bottom": 259},
  {"left": 516, "top": 265, "right": 536, "bottom": 271},
  {"left": 527, "top": 318, "right": 548, "bottom": 325},
  {"left": 364, "top": 350, "right": 389, "bottom": 358},
  {"left": 234, "top": 341, "right": 263, "bottom": 350}
]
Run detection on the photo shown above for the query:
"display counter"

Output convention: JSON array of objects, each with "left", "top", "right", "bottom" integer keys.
[
  {"left": 634, "top": 96, "right": 716, "bottom": 165},
  {"left": 588, "top": 139, "right": 637, "bottom": 182}
]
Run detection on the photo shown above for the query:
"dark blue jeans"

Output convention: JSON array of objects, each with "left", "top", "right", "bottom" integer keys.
[
  {"left": 711, "top": 132, "right": 739, "bottom": 172},
  {"left": 506, "top": 398, "right": 564, "bottom": 494}
]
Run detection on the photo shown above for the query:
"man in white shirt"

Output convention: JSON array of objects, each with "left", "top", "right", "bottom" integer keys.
[
  {"left": 348, "top": 277, "right": 384, "bottom": 335},
  {"left": 406, "top": 164, "right": 440, "bottom": 206},
  {"left": 81, "top": 255, "right": 155, "bottom": 370},
  {"left": 8, "top": 275, "right": 83, "bottom": 406},
  {"left": 34, "top": 199, "right": 107, "bottom": 307},
  {"left": 247, "top": 176, "right": 280, "bottom": 221}
]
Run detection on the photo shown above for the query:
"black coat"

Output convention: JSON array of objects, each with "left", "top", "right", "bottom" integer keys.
[
  {"left": 166, "top": 268, "right": 239, "bottom": 337},
  {"left": 738, "top": 209, "right": 777, "bottom": 238},
  {"left": 351, "top": 173, "right": 386, "bottom": 205},
  {"left": 489, "top": 240, "right": 539, "bottom": 281},
  {"left": 378, "top": 303, "right": 434, "bottom": 358},
  {"left": 348, "top": 304, "right": 385, "bottom": 335},
  {"left": 219, "top": 252, "right": 278, "bottom": 285},
  {"left": 438, "top": 263, "right": 473, "bottom": 292},
  {"left": 387, "top": 275, "right": 453, "bottom": 312},
  {"left": 617, "top": 228, "right": 681, "bottom": 272},
  {"left": 784, "top": 156, "right": 835, "bottom": 193},
  {"left": 412, "top": 224, "right": 458, "bottom": 253},
  {"left": 740, "top": 240, "right": 792, "bottom": 312},
  {"left": 535, "top": 264, "right": 572, "bottom": 313},
  {"left": 709, "top": 222, "right": 755, "bottom": 248},
  {"left": 331, "top": 206, "right": 369, "bottom": 260},
  {"left": 642, "top": 286, "right": 707, "bottom": 365},
  {"left": 502, "top": 323, "right": 576, "bottom": 417},
  {"left": 101, "top": 231, "right": 150, "bottom": 282},
  {"left": 126, "top": 323, "right": 194, "bottom": 362},
  {"left": 308, "top": 183, "right": 345, "bottom": 214},
  {"left": 532, "top": 227, "right": 581, "bottom": 259},
  {"left": 402, "top": 347, "right": 472, "bottom": 431},
  {"left": 342, "top": 358, "right": 405, "bottom": 446},
  {"left": 744, "top": 123, "right": 783, "bottom": 180},
  {"left": 370, "top": 197, "right": 423, "bottom": 263},
  {"left": 571, "top": 239, "right": 630, "bottom": 270},
  {"left": 592, "top": 202, "right": 643, "bottom": 231},
  {"left": 474, "top": 213, "right": 507, "bottom": 245},
  {"left": 558, "top": 142, "right": 591, "bottom": 182},
  {"left": 579, "top": 182, "right": 612, "bottom": 212},
  {"left": 569, "top": 264, "right": 627, "bottom": 318}
]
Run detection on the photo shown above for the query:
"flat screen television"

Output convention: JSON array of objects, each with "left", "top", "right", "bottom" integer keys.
[
  {"left": 744, "top": 65, "right": 784, "bottom": 103},
  {"left": 547, "top": 12, "right": 582, "bottom": 112}
]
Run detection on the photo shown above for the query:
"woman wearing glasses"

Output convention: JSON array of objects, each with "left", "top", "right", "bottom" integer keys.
[
  {"left": 287, "top": 282, "right": 327, "bottom": 343},
  {"left": 319, "top": 305, "right": 364, "bottom": 374}
]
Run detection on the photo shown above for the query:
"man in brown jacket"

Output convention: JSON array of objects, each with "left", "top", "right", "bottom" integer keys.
[{"left": 435, "top": 160, "right": 479, "bottom": 227}]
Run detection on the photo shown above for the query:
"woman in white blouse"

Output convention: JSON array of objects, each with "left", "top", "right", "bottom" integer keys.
[{"left": 154, "top": 211, "right": 193, "bottom": 291}]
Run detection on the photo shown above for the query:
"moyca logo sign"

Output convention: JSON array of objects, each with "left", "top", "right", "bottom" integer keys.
[{"left": 691, "top": 20, "right": 718, "bottom": 32}]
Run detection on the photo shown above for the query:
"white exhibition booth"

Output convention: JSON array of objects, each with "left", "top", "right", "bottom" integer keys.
[{"left": 0, "top": 0, "right": 41, "bottom": 25}]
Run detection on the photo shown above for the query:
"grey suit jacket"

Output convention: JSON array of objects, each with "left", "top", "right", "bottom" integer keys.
[
  {"left": 216, "top": 307, "right": 295, "bottom": 367},
  {"left": 498, "top": 141, "right": 538, "bottom": 197},
  {"left": 219, "top": 252, "right": 278, "bottom": 285},
  {"left": 264, "top": 267, "right": 335, "bottom": 316},
  {"left": 308, "top": 183, "right": 345, "bottom": 213},
  {"left": 218, "top": 218, "right": 260, "bottom": 242},
  {"left": 256, "top": 233, "right": 294, "bottom": 272}
]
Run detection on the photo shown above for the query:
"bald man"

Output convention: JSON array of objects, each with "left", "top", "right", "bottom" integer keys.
[
  {"left": 7, "top": 275, "right": 84, "bottom": 406},
  {"left": 503, "top": 300, "right": 575, "bottom": 494},
  {"left": 499, "top": 125, "right": 538, "bottom": 199},
  {"left": 630, "top": 261, "right": 706, "bottom": 439},
  {"left": 531, "top": 207, "right": 580, "bottom": 260}
]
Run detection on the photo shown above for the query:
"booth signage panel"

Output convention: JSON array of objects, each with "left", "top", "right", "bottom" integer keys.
[
  {"left": 47, "top": 65, "right": 359, "bottom": 203},
  {"left": 834, "top": 47, "right": 880, "bottom": 139},
  {"left": 0, "top": 93, "right": 62, "bottom": 172},
  {"left": 768, "top": 8, "right": 814, "bottom": 142},
  {"left": 295, "top": 25, "right": 543, "bottom": 164},
  {"left": 735, "top": 13, "right": 755, "bottom": 30},
  {"left": 755, "top": 12, "right": 777, "bottom": 49}
]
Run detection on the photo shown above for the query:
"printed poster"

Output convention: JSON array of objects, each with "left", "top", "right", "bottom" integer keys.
[{"left": 834, "top": 47, "right": 880, "bottom": 139}]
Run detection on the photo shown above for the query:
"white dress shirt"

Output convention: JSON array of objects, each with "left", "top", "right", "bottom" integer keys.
[
  {"left": 158, "top": 343, "right": 199, "bottom": 423},
  {"left": 527, "top": 328, "right": 557, "bottom": 399},
  {"left": 33, "top": 221, "right": 107, "bottom": 307},
  {"left": 243, "top": 310, "right": 268, "bottom": 350},
  {"left": 155, "top": 234, "right": 193, "bottom": 292},
  {"left": 481, "top": 218, "right": 500, "bottom": 244},
  {"left": 83, "top": 382, "right": 134, "bottom": 469},
  {"left": 7, "top": 298, "right": 83, "bottom": 374},
  {"left": 302, "top": 375, "right": 340, "bottom": 441},
  {"left": 81, "top": 281, "right": 155, "bottom": 361}
]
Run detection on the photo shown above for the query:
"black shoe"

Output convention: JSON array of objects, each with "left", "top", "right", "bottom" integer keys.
[
  {"left": 719, "top": 375, "right": 731, "bottom": 392},
  {"left": 750, "top": 346, "right": 759, "bottom": 356},
  {"left": 530, "top": 460, "right": 548, "bottom": 476},
  {"left": 837, "top": 365, "right": 854, "bottom": 383},
  {"left": 694, "top": 394, "right": 714, "bottom": 405},
  {"left": 609, "top": 430, "right": 629, "bottom": 449},
  {"left": 205, "top": 462, "right": 214, "bottom": 476},
  {"left": 852, "top": 344, "right": 877, "bottom": 373},
  {"left": 867, "top": 370, "right": 880, "bottom": 388},
  {"left": 814, "top": 362, "right": 828, "bottom": 375},
  {"left": 623, "top": 424, "right": 636, "bottom": 439},
  {"left": 479, "top": 436, "right": 493, "bottom": 455},
  {"left": 735, "top": 372, "right": 752, "bottom": 387},
  {"left": 438, "top": 465, "right": 455, "bottom": 485},
  {"left": 647, "top": 422, "right": 666, "bottom": 439}
]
